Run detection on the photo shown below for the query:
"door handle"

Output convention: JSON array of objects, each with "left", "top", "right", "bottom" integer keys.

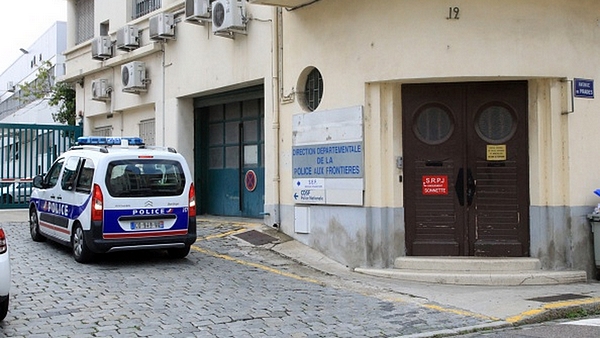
[
  {"left": 466, "top": 168, "right": 476, "bottom": 206},
  {"left": 455, "top": 168, "right": 465, "bottom": 206}
]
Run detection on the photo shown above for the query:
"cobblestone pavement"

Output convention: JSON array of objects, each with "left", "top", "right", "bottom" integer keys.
[{"left": 0, "top": 219, "right": 495, "bottom": 337}]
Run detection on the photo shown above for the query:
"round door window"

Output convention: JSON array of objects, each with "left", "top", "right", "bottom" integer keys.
[
  {"left": 475, "top": 104, "right": 516, "bottom": 143},
  {"left": 413, "top": 105, "right": 454, "bottom": 145}
]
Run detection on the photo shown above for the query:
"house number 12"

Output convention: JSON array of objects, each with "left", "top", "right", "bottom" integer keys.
[{"left": 447, "top": 7, "right": 460, "bottom": 19}]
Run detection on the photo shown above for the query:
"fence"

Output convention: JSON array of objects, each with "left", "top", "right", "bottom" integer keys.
[{"left": 0, "top": 123, "right": 82, "bottom": 208}]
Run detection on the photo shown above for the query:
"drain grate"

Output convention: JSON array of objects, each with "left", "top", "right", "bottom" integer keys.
[
  {"left": 527, "top": 293, "right": 591, "bottom": 303},
  {"left": 234, "top": 230, "right": 278, "bottom": 246}
]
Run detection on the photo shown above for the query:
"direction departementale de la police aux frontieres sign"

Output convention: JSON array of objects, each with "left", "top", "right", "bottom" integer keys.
[
  {"left": 292, "top": 141, "right": 363, "bottom": 205},
  {"left": 292, "top": 141, "right": 363, "bottom": 179},
  {"left": 574, "top": 78, "right": 594, "bottom": 99}
]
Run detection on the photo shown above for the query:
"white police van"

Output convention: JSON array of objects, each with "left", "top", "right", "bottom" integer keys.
[{"left": 29, "top": 137, "right": 197, "bottom": 263}]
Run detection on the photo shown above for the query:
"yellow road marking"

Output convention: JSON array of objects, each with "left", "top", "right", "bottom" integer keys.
[
  {"left": 505, "top": 297, "right": 600, "bottom": 323},
  {"left": 191, "top": 245, "right": 325, "bottom": 286},
  {"left": 423, "top": 304, "right": 499, "bottom": 321}
]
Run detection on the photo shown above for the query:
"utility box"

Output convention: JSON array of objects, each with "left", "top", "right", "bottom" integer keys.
[{"left": 587, "top": 213, "right": 600, "bottom": 267}]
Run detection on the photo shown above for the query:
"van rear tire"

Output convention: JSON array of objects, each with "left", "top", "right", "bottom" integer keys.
[
  {"left": 167, "top": 245, "right": 191, "bottom": 259},
  {"left": 72, "top": 225, "right": 94, "bottom": 263},
  {"left": 29, "top": 208, "right": 46, "bottom": 242}
]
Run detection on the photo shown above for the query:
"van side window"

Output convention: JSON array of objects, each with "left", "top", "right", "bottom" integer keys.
[
  {"left": 75, "top": 158, "right": 95, "bottom": 194},
  {"left": 61, "top": 157, "right": 81, "bottom": 191},
  {"left": 44, "top": 158, "right": 65, "bottom": 188}
]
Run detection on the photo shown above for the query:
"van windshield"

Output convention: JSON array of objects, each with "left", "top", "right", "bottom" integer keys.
[{"left": 105, "top": 160, "right": 186, "bottom": 197}]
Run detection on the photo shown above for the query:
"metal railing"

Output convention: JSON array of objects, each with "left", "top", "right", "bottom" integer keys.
[
  {"left": 0, "top": 123, "right": 82, "bottom": 208},
  {"left": 133, "top": 0, "right": 162, "bottom": 19}
]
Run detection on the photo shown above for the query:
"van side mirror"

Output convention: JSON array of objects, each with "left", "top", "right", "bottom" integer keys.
[{"left": 32, "top": 175, "right": 44, "bottom": 189}]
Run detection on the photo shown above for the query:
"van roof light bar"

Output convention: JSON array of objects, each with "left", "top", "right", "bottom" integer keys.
[{"left": 77, "top": 136, "right": 145, "bottom": 146}]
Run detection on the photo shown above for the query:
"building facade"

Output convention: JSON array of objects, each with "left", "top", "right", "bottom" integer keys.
[
  {"left": 0, "top": 21, "right": 67, "bottom": 124},
  {"left": 0, "top": 22, "right": 70, "bottom": 183},
  {"left": 64, "top": 0, "right": 600, "bottom": 278}
]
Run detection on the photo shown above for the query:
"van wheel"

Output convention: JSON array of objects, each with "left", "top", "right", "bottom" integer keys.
[
  {"left": 29, "top": 208, "right": 45, "bottom": 242},
  {"left": 1, "top": 195, "right": 12, "bottom": 204},
  {"left": 167, "top": 245, "right": 191, "bottom": 259},
  {"left": 0, "top": 296, "right": 8, "bottom": 321},
  {"left": 72, "top": 225, "right": 94, "bottom": 263}
]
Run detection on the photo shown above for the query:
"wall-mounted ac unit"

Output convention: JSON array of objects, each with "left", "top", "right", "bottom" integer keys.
[
  {"left": 121, "top": 61, "right": 147, "bottom": 93},
  {"left": 248, "top": 0, "right": 310, "bottom": 7},
  {"left": 91, "top": 79, "right": 111, "bottom": 101},
  {"left": 117, "top": 25, "right": 140, "bottom": 51},
  {"left": 212, "top": 0, "right": 246, "bottom": 35},
  {"left": 186, "top": 0, "right": 212, "bottom": 25},
  {"left": 150, "top": 13, "right": 176, "bottom": 40},
  {"left": 6, "top": 81, "right": 15, "bottom": 93},
  {"left": 91, "top": 36, "right": 112, "bottom": 60}
]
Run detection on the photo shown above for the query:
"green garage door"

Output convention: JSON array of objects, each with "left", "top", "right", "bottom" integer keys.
[{"left": 195, "top": 90, "right": 264, "bottom": 218}]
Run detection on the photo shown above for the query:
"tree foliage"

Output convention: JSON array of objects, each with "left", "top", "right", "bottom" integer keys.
[{"left": 19, "top": 61, "right": 76, "bottom": 125}]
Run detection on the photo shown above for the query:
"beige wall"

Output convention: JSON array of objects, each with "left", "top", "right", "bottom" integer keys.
[
  {"left": 278, "top": 0, "right": 600, "bottom": 209},
  {"left": 64, "top": 1, "right": 276, "bottom": 175}
]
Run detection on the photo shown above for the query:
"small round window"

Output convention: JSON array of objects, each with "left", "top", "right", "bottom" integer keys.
[
  {"left": 301, "top": 67, "right": 323, "bottom": 111},
  {"left": 475, "top": 104, "right": 516, "bottom": 143},
  {"left": 413, "top": 105, "right": 454, "bottom": 145}
]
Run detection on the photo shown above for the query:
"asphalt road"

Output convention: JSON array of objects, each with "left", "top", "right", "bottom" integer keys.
[{"left": 0, "top": 217, "right": 497, "bottom": 337}]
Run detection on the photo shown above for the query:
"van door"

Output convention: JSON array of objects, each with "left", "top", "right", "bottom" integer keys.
[{"left": 36, "top": 157, "right": 68, "bottom": 240}]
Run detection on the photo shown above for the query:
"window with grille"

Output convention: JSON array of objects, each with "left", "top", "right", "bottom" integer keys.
[
  {"left": 92, "top": 126, "right": 112, "bottom": 137},
  {"left": 139, "top": 119, "right": 156, "bottom": 146},
  {"left": 132, "top": 0, "right": 162, "bottom": 19},
  {"left": 75, "top": 0, "right": 94, "bottom": 44},
  {"left": 304, "top": 68, "right": 323, "bottom": 111}
]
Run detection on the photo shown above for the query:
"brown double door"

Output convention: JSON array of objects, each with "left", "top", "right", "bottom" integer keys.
[{"left": 402, "top": 81, "right": 529, "bottom": 257}]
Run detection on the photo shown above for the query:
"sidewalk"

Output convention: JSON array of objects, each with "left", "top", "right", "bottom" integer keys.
[{"left": 6, "top": 209, "right": 600, "bottom": 335}]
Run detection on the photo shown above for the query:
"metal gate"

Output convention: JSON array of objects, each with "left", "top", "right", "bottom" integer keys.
[{"left": 0, "top": 123, "right": 82, "bottom": 208}]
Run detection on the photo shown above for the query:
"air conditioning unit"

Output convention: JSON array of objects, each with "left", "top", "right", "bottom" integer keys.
[
  {"left": 121, "top": 61, "right": 147, "bottom": 93},
  {"left": 91, "top": 79, "right": 111, "bottom": 101},
  {"left": 117, "top": 25, "right": 140, "bottom": 51},
  {"left": 212, "top": 0, "right": 246, "bottom": 34},
  {"left": 149, "top": 13, "right": 176, "bottom": 40},
  {"left": 6, "top": 81, "right": 15, "bottom": 93},
  {"left": 91, "top": 36, "right": 112, "bottom": 60},
  {"left": 248, "top": 0, "right": 311, "bottom": 7},
  {"left": 186, "top": 0, "right": 211, "bottom": 25}
]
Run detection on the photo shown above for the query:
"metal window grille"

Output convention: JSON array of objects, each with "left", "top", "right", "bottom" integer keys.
[
  {"left": 305, "top": 68, "right": 323, "bottom": 111},
  {"left": 139, "top": 119, "right": 156, "bottom": 146},
  {"left": 75, "top": 0, "right": 94, "bottom": 44},
  {"left": 133, "top": 0, "right": 162, "bottom": 19},
  {"left": 92, "top": 126, "right": 112, "bottom": 137}
]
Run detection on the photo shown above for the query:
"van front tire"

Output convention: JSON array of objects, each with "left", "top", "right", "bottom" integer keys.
[
  {"left": 0, "top": 296, "right": 8, "bottom": 321},
  {"left": 72, "top": 225, "right": 94, "bottom": 263}
]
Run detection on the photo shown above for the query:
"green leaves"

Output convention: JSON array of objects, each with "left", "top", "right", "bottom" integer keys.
[{"left": 18, "top": 60, "right": 76, "bottom": 125}]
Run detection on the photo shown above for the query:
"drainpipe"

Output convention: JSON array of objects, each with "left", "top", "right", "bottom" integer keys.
[
  {"left": 161, "top": 42, "right": 166, "bottom": 147},
  {"left": 271, "top": 7, "right": 282, "bottom": 228}
]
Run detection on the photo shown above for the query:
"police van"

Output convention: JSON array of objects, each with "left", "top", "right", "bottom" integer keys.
[{"left": 28, "top": 137, "right": 197, "bottom": 263}]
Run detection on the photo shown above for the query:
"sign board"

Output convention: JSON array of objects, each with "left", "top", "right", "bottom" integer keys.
[
  {"left": 292, "top": 142, "right": 363, "bottom": 178},
  {"left": 293, "top": 189, "right": 326, "bottom": 204},
  {"left": 486, "top": 144, "right": 507, "bottom": 161},
  {"left": 294, "top": 178, "right": 325, "bottom": 189},
  {"left": 422, "top": 175, "right": 449, "bottom": 195},
  {"left": 574, "top": 78, "right": 594, "bottom": 99},
  {"left": 292, "top": 106, "right": 364, "bottom": 206}
]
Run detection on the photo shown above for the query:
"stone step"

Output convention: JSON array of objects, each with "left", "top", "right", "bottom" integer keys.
[
  {"left": 354, "top": 267, "right": 588, "bottom": 286},
  {"left": 394, "top": 257, "right": 542, "bottom": 272},
  {"left": 354, "top": 257, "right": 589, "bottom": 285}
]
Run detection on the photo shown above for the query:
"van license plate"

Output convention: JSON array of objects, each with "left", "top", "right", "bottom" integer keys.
[{"left": 131, "top": 221, "right": 164, "bottom": 230}]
